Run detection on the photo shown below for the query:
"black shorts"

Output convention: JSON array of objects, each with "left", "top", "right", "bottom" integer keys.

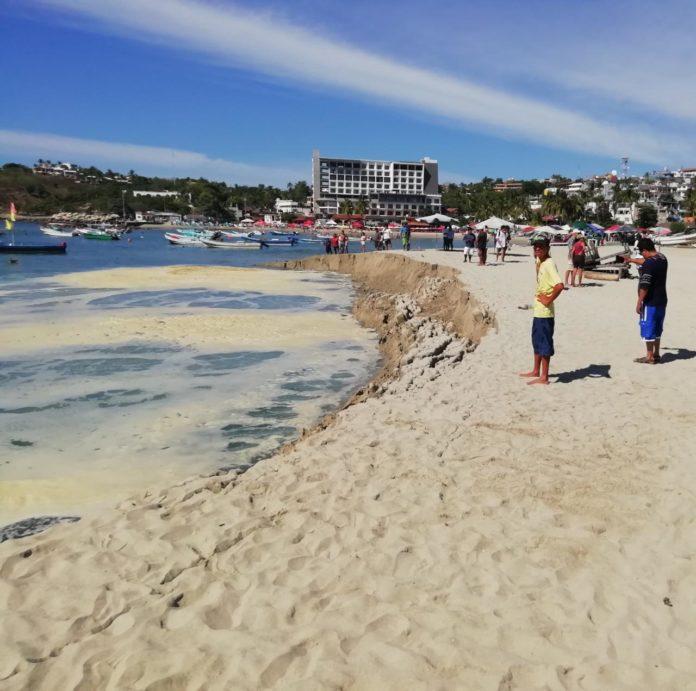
[{"left": 572, "top": 255, "right": 585, "bottom": 269}]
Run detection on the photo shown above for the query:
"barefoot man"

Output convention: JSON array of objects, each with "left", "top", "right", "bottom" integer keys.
[
  {"left": 625, "top": 237, "right": 668, "bottom": 364},
  {"left": 520, "top": 238, "right": 564, "bottom": 385}
]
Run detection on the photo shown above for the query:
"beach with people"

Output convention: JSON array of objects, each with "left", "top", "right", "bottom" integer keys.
[{"left": 2, "top": 245, "right": 696, "bottom": 689}]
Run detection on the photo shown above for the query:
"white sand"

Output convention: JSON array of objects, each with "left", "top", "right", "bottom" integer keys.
[{"left": 2, "top": 248, "right": 696, "bottom": 689}]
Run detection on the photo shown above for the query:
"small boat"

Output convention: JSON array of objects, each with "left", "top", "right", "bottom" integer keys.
[
  {"left": 221, "top": 231, "right": 253, "bottom": 240},
  {"left": 655, "top": 231, "right": 696, "bottom": 246},
  {"left": 0, "top": 242, "right": 67, "bottom": 254},
  {"left": 202, "top": 238, "right": 266, "bottom": 250},
  {"left": 40, "top": 225, "right": 75, "bottom": 238},
  {"left": 165, "top": 232, "right": 205, "bottom": 247},
  {"left": 81, "top": 229, "right": 120, "bottom": 241},
  {"left": 256, "top": 235, "right": 299, "bottom": 246}
]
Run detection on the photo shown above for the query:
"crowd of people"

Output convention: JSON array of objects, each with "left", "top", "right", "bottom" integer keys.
[{"left": 323, "top": 223, "right": 412, "bottom": 255}]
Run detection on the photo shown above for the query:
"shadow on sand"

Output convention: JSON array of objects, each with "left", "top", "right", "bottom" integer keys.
[
  {"left": 554, "top": 364, "right": 612, "bottom": 383},
  {"left": 660, "top": 347, "right": 696, "bottom": 364}
]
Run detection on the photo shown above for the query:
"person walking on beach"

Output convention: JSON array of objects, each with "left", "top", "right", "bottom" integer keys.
[
  {"left": 463, "top": 228, "right": 476, "bottom": 262},
  {"left": 360, "top": 232, "right": 367, "bottom": 253},
  {"left": 383, "top": 226, "right": 392, "bottom": 250},
  {"left": 324, "top": 236, "right": 332, "bottom": 255},
  {"left": 520, "top": 237, "right": 564, "bottom": 385},
  {"left": 476, "top": 227, "right": 488, "bottom": 265},
  {"left": 564, "top": 231, "right": 576, "bottom": 288},
  {"left": 495, "top": 225, "right": 510, "bottom": 262},
  {"left": 570, "top": 234, "right": 586, "bottom": 287},
  {"left": 400, "top": 221, "right": 411, "bottom": 251},
  {"left": 625, "top": 237, "right": 668, "bottom": 364},
  {"left": 330, "top": 233, "right": 339, "bottom": 254},
  {"left": 339, "top": 231, "right": 349, "bottom": 254}
]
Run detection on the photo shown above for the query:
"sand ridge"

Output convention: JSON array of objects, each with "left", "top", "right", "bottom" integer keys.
[{"left": 2, "top": 249, "right": 696, "bottom": 689}]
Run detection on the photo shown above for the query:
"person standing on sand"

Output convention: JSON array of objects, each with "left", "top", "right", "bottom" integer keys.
[
  {"left": 520, "top": 238, "right": 564, "bottom": 385},
  {"left": 476, "top": 227, "right": 488, "bottom": 265},
  {"left": 463, "top": 228, "right": 476, "bottom": 262},
  {"left": 570, "top": 234, "right": 586, "bottom": 287},
  {"left": 624, "top": 237, "right": 668, "bottom": 364},
  {"left": 400, "top": 222, "right": 411, "bottom": 251},
  {"left": 360, "top": 232, "right": 367, "bottom": 253},
  {"left": 383, "top": 226, "right": 392, "bottom": 250},
  {"left": 564, "top": 231, "right": 576, "bottom": 288},
  {"left": 494, "top": 225, "right": 509, "bottom": 262}
]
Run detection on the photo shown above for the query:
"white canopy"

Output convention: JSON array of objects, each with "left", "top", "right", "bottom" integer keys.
[
  {"left": 417, "top": 213, "right": 457, "bottom": 223},
  {"left": 535, "top": 225, "right": 566, "bottom": 235},
  {"left": 474, "top": 216, "right": 515, "bottom": 231},
  {"left": 240, "top": 218, "right": 254, "bottom": 224},
  {"left": 323, "top": 219, "right": 338, "bottom": 226}
]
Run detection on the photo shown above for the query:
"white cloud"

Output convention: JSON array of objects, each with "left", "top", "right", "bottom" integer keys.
[
  {"left": 0, "top": 129, "right": 306, "bottom": 185},
  {"left": 35, "top": 0, "right": 696, "bottom": 165}
]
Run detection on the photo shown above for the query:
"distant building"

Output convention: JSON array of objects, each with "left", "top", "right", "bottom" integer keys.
[
  {"left": 274, "top": 199, "right": 299, "bottom": 214},
  {"left": 493, "top": 180, "right": 523, "bottom": 192},
  {"left": 33, "top": 161, "right": 79, "bottom": 178},
  {"left": 134, "top": 210, "right": 182, "bottom": 223},
  {"left": 566, "top": 181, "right": 588, "bottom": 196},
  {"left": 312, "top": 150, "right": 441, "bottom": 218},
  {"left": 132, "top": 190, "right": 179, "bottom": 198}
]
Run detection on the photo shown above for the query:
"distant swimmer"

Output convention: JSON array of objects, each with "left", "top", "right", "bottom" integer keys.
[{"left": 519, "top": 237, "right": 564, "bottom": 385}]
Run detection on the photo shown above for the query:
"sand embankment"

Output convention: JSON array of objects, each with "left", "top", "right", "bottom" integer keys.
[{"left": 2, "top": 248, "right": 696, "bottom": 689}]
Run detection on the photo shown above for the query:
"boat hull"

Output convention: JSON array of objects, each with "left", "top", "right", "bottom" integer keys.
[
  {"left": 40, "top": 226, "right": 75, "bottom": 237},
  {"left": 202, "top": 239, "right": 264, "bottom": 250},
  {"left": 82, "top": 232, "right": 120, "bottom": 241},
  {"left": 0, "top": 242, "right": 67, "bottom": 254}
]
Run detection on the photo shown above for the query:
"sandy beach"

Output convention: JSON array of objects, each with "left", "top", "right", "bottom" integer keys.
[{"left": 2, "top": 246, "right": 696, "bottom": 689}]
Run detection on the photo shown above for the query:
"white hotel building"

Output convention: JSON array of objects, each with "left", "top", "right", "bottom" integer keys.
[{"left": 312, "top": 150, "right": 441, "bottom": 219}]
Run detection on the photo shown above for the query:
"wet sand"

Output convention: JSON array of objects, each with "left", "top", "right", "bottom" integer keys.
[{"left": 2, "top": 249, "right": 696, "bottom": 689}]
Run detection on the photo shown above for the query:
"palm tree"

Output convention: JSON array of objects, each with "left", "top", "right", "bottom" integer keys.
[
  {"left": 541, "top": 193, "right": 565, "bottom": 220},
  {"left": 339, "top": 199, "right": 354, "bottom": 214},
  {"left": 684, "top": 189, "right": 696, "bottom": 219}
]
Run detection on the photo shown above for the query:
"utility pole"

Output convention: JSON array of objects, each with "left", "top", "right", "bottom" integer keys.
[{"left": 121, "top": 189, "right": 126, "bottom": 221}]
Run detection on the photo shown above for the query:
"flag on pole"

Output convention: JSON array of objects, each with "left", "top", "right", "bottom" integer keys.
[
  {"left": 4, "top": 219, "right": 13, "bottom": 231},
  {"left": 9, "top": 202, "right": 17, "bottom": 222}
]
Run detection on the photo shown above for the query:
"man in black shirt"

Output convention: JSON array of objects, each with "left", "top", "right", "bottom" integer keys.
[{"left": 626, "top": 238, "right": 668, "bottom": 364}]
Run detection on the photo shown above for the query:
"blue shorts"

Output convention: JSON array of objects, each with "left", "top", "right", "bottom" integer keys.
[
  {"left": 532, "top": 317, "right": 555, "bottom": 357},
  {"left": 639, "top": 305, "right": 666, "bottom": 341}
]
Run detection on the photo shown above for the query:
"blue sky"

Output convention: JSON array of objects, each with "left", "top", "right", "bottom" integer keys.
[{"left": 1, "top": 0, "right": 695, "bottom": 186}]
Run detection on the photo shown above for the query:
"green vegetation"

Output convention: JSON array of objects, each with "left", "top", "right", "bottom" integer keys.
[
  {"left": 0, "top": 162, "right": 311, "bottom": 220},
  {"left": 636, "top": 205, "right": 658, "bottom": 228}
]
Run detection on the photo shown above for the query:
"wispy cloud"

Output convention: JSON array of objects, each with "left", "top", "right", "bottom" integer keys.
[
  {"left": 35, "top": 0, "right": 695, "bottom": 165},
  {"left": 0, "top": 129, "right": 306, "bottom": 185}
]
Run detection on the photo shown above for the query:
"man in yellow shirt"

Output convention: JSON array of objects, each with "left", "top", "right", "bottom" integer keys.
[{"left": 520, "top": 237, "right": 564, "bottom": 385}]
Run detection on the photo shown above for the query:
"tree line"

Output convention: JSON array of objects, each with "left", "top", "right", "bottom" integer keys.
[{"left": 0, "top": 163, "right": 311, "bottom": 220}]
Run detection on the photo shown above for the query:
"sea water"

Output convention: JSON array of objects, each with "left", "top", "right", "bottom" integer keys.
[{"left": 0, "top": 228, "right": 385, "bottom": 531}]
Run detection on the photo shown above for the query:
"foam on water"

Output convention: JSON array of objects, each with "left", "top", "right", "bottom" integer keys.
[{"left": 0, "top": 266, "right": 378, "bottom": 526}]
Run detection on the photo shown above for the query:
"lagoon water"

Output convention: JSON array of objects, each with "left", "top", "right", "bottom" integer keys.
[{"left": 0, "top": 223, "right": 414, "bottom": 529}]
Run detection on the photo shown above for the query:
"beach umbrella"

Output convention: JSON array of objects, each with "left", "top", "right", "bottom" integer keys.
[
  {"left": 572, "top": 220, "right": 590, "bottom": 230},
  {"left": 650, "top": 226, "right": 672, "bottom": 236},
  {"left": 473, "top": 216, "right": 517, "bottom": 231}
]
